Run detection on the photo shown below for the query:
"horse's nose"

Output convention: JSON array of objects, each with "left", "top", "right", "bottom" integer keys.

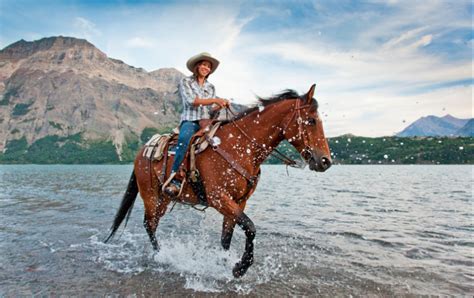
[{"left": 320, "top": 156, "right": 332, "bottom": 171}]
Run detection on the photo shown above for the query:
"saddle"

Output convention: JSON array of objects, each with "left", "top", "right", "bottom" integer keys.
[{"left": 142, "top": 121, "right": 221, "bottom": 162}]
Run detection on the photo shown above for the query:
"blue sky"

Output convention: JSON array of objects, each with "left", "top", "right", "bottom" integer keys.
[{"left": 0, "top": 0, "right": 472, "bottom": 136}]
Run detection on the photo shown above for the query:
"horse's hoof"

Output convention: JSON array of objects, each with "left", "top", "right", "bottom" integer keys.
[
  {"left": 221, "top": 241, "right": 231, "bottom": 251},
  {"left": 232, "top": 262, "right": 249, "bottom": 278}
]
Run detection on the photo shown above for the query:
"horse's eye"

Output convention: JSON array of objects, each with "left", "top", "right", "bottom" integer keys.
[{"left": 306, "top": 118, "right": 316, "bottom": 126}]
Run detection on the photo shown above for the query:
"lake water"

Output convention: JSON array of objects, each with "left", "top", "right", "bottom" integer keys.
[{"left": 0, "top": 165, "right": 472, "bottom": 296}]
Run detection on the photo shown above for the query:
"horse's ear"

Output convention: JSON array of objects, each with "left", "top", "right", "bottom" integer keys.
[{"left": 305, "top": 84, "right": 316, "bottom": 104}]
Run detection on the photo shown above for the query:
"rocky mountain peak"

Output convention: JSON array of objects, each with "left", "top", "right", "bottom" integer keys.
[
  {"left": 397, "top": 114, "right": 473, "bottom": 137},
  {"left": 441, "top": 114, "right": 470, "bottom": 128},
  {"left": 0, "top": 36, "right": 98, "bottom": 61}
]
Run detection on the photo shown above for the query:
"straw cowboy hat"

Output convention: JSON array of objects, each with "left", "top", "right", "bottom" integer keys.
[{"left": 186, "top": 52, "right": 220, "bottom": 74}]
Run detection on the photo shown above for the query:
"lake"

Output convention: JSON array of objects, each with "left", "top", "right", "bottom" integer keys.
[{"left": 0, "top": 165, "right": 472, "bottom": 296}]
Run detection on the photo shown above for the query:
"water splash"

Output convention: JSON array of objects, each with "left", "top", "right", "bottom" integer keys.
[{"left": 85, "top": 225, "right": 285, "bottom": 294}]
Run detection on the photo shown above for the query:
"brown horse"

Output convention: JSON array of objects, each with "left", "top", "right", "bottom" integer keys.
[{"left": 105, "top": 84, "right": 331, "bottom": 278}]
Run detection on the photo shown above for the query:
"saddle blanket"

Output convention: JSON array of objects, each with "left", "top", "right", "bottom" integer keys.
[{"left": 142, "top": 122, "right": 222, "bottom": 161}]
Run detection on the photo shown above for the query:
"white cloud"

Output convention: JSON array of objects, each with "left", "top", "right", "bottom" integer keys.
[
  {"left": 407, "top": 34, "right": 433, "bottom": 50},
  {"left": 244, "top": 38, "right": 470, "bottom": 96},
  {"left": 381, "top": 27, "right": 428, "bottom": 50},
  {"left": 73, "top": 17, "right": 101, "bottom": 39}
]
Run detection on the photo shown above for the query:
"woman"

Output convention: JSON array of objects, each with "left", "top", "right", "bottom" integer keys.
[{"left": 164, "top": 52, "right": 229, "bottom": 197}]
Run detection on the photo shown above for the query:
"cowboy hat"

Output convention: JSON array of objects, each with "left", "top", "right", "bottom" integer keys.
[{"left": 186, "top": 52, "right": 220, "bottom": 74}]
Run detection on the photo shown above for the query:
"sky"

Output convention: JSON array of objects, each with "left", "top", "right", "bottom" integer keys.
[{"left": 0, "top": 0, "right": 472, "bottom": 137}]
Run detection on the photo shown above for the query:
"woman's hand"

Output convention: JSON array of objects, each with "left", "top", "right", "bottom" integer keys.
[
  {"left": 193, "top": 97, "right": 230, "bottom": 108},
  {"left": 214, "top": 98, "right": 230, "bottom": 109}
]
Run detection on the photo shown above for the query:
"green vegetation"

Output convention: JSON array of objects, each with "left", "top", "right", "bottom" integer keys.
[
  {"left": 140, "top": 127, "right": 160, "bottom": 143},
  {"left": 49, "top": 121, "right": 63, "bottom": 130},
  {"left": 0, "top": 134, "right": 120, "bottom": 164},
  {"left": 12, "top": 103, "right": 33, "bottom": 116},
  {"left": 120, "top": 134, "right": 140, "bottom": 162},
  {"left": 266, "top": 136, "right": 473, "bottom": 165},
  {"left": 1, "top": 86, "right": 19, "bottom": 105},
  {"left": 0, "top": 134, "right": 472, "bottom": 164},
  {"left": 1, "top": 137, "right": 29, "bottom": 162},
  {"left": 328, "top": 136, "right": 473, "bottom": 164},
  {"left": 0, "top": 96, "right": 9, "bottom": 105}
]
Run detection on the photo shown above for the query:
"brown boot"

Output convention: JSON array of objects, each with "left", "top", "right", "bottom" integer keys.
[{"left": 164, "top": 181, "right": 181, "bottom": 197}]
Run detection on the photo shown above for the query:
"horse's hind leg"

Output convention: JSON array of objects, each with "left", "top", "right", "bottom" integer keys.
[
  {"left": 135, "top": 152, "right": 174, "bottom": 251},
  {"left": 221, "top": 201, "right": 247, "bottom": 250},
  {"left": 143, "top": 192, "right": 170, "bottom": 251}
]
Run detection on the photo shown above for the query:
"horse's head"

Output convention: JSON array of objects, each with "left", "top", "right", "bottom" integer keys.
[{"left": 281, "top": 84, "right": 332, "bottom": 172}]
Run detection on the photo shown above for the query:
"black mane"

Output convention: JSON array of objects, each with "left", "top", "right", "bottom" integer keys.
[
  {"left": 257, "top": 89, "right": 302, "bottom": 105},
  {"left": 223, "top": 89, "right": 317, "bottom": 123}
]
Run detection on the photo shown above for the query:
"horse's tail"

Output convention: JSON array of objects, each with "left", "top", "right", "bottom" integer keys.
[{"left": 104, "top": 171, "right": 139, "bottom": 243}]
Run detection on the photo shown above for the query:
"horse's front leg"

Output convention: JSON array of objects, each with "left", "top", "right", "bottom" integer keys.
[
  {"left": 210, "top": 193, "right": 255, "bottom": 278},
  {"left": 221, "top": 201, "right": 247, "bottom": 250}
]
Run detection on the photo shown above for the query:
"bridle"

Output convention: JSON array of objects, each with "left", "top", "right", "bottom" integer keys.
[
  {"left": 227, "top": 97, "right": 315, "bottom": 168},
  {"left": 281, "top": 98, "right": 316, "bottom": 164}
]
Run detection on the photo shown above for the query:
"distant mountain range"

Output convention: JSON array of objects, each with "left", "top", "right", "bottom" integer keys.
[{"left": 397, "top": 114, "right": 473, "bottom": 137}]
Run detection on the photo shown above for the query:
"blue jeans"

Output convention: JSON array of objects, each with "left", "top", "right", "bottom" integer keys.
[{"left": 171, "top": 121, "right": 200, "bottom": 174}]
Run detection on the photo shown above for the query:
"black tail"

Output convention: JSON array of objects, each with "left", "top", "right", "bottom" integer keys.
[{"left": 104, "top": 171, "right": 139, "bottom": 243}]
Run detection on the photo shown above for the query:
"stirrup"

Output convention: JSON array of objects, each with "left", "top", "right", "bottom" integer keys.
[
  {"left": 164, "top": 181, "right": 181, "bottom": 197},
  {"left": 163, "top": 173, "right": 185, "bottom": 197}
]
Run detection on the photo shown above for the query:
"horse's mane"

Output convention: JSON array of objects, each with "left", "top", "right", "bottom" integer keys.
[{"left": 222, "top": 89, "right": 317, "bottom": 123}]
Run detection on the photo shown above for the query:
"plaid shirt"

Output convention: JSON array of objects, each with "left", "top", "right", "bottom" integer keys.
[{"left": 178, "top": 75, "right": 216, "bottom": 123}]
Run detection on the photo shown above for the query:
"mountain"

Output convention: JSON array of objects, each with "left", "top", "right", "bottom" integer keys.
[
  {"left": 397, "top": 114, "right": 471, "bottom": 137},
  {"left": 456, "top": 119, "right": 474, "bottom": 137},
  {"left": 0, "top": 36, "right": 184, "bottom": 159}
]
